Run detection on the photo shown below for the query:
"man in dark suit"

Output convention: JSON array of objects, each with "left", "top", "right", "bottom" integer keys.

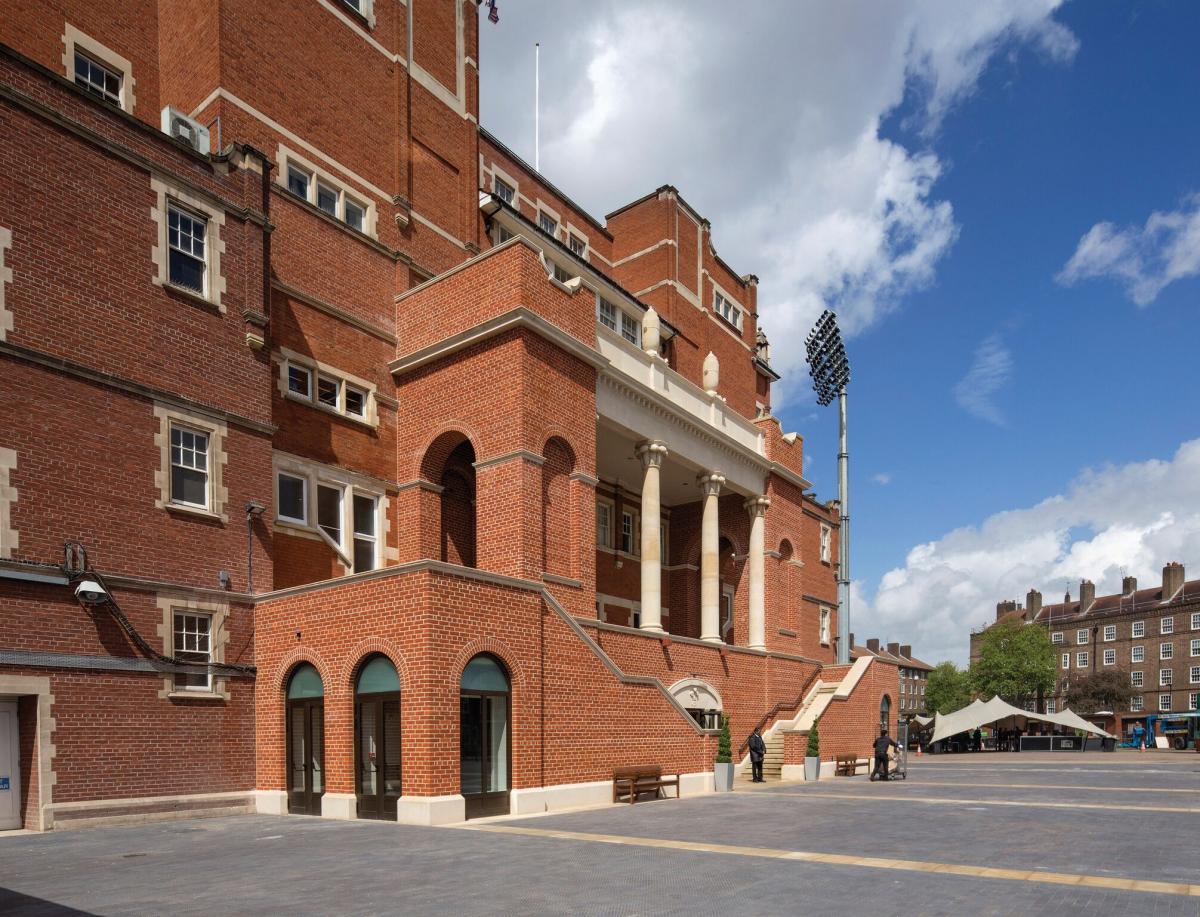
[
  {"left": 871, "top": 728, "right": 899, "bottom": 781},
  {"left": 748, "top": 728, "right": 766, "bottom": 782}
]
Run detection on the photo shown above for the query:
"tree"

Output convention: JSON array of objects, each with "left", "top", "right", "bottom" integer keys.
[
  {"left": 1064, "top": 669, "right": 1135, "bottom": 713},
  {"left": 715, "top": 714, "right": 732, "bottom": 763},
  {"left": 806, "top": 716, "right": 820, "bottom": 758},
  {"left": 925, "top": 661, "right": 972, "bottom": 715},
  {"left": 969, "top": 619, "right": 1056, "bottom": 707}
]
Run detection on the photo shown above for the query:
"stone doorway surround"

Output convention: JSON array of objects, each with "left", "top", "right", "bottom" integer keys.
[{"left": 0, "top": 674, "right": 55, "bottom": 831}]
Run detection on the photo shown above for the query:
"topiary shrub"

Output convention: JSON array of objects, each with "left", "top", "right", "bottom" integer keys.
[
  {"left": 806, "top": 716, "right": 820, "bottom": 758},
  {"left": 716, "top": 714, "right": 732, "bottom": 763}
]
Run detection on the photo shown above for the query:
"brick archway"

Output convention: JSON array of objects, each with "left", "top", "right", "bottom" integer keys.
[{"left": 339, "top": 637, "right": 411, "bottom": 690}]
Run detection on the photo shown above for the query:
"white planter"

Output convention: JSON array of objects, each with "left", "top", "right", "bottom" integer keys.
[
  {"left": 714, "top": 762, "right": 735, "bottom": 792},
  {"left": 804, "top": 756, "right": 820, "bottom": 782}
]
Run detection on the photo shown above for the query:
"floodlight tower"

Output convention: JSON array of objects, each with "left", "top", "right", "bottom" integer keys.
[{"left": 805, "top": 310, "right": 852, "bottom": 664}]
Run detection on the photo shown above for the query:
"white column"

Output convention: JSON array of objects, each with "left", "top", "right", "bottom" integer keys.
[
  {"left": 637, "top": 441, "right": 668, "bottom": 633},
  {"left": 745, "top": 496, "right": 769, "bottom": 650},
  {"left": 698, "top": 472, "right": 725, "bottom": 643}
]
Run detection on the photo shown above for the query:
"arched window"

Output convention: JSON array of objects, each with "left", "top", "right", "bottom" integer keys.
[
  {"left": 355, "top": 655, "right": 401, "bottom": 820},
  {"left": 459, "top": 654, "right": 511, "bottom": 819},
  {"left": 880, "top": 694, "right": 892, "bottom": 734},
  {"left": 421, "top": 433, "right": 477, "bottom": 568},
  {"left": 669, "top": 678, "right": 723, "bottom": 730},
  {"left": 286, "top": 664, "right": 324, "bottom": 816}
]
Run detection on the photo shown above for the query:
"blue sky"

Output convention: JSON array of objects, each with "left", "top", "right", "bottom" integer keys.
[{"left": 480, "top": 2, "right": 1200, "bottom": 663}]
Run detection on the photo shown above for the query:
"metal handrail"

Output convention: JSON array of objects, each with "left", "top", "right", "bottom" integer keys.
[{"left": 738, "top": 669, "right": 821, "bottom": 756}]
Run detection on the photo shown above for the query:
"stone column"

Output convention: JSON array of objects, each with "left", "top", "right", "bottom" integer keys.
[
  {"left": 745, "top": 496, "right": 770, "bottom": 650},
  {"left": 698, "top": 472, "right": 725, "bottom": 643},
  {"left": 636, "top": 441, "right": 668, "bottom": 633}
]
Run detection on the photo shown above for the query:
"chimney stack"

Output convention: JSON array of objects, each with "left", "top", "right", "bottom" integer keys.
[
  {"left": 866, "top": 638, "right": 880, "bottom": 653},
  {"left": 1162, "top": 562, "right": 1185, "bottom": 600},
  {"left": 848, "top": 632, "right": 855, "bottom": 650},
  {"left": 899, "top": 644, "right": 912, "bottom": 659},
  {"left": 887, "top": 641, "right": 901, "bottom": 657},
  {"left": 1026, "top": 589, "right": 1042, "bottom": 618},
  {"left": 1122, "top": 575, "right": 1138, "bottom": 596},
  {"left": 1079, "top": 580, "right": 1096, "bottom": 611},
  {"left": 996, "top": 599, "right": 1017, "bottom": 621}
]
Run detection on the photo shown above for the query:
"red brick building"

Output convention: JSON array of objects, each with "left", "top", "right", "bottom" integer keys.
[{"left": 0, "top": 1, "right": 896, "bottom": 830}]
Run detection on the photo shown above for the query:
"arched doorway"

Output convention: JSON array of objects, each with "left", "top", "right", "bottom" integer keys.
[
  {"left": 286, "top": 663, "right": 324, "bottom": 816},
  {"left": 460, "top": 654, "right": 511, "bottom": 819},
  {"left": 669, "top": 678, "right": 722, "bottom": 730},
  {"left": 880, "top": 694, "right": 892, "bottom": 734},
  {"left": 355, "top": 655, "right": 401, "bottom": 820}
]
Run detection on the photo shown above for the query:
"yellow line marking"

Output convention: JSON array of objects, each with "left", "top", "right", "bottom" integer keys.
[
  {"left": 460, "top": 824, "right": 1200, "bottom": 898},
  {"left": 769, "top": 791, "right": 1198, "bottom": 814},
  {"left": 899, "top": 781, "right": 1200, "bottom": 795}
]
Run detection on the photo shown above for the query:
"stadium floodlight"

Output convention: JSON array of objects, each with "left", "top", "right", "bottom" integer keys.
[{"left": 805, "top": 310, "right": 852, "bottom": 664}]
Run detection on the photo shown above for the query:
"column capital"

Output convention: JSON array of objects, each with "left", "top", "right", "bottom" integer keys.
[
  {"left": 636, "top": 440, "right": 669, "bottom": 469},
  {"left": 698, "top": 472, "right": 725, "bottom": 497},
  {"left": 744, "top": 495, "right": 770, "bottom": 517}
]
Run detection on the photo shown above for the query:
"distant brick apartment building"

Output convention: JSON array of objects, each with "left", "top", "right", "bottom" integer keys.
[
  {"left": 972, "top": 563, "right": 1200, "bottom": 739},
  {"left": 852, "top": 638, "right": 932, "bottom": 718},
  {"left": 0, "top": 1, "right": 898, "bottom": 831}
]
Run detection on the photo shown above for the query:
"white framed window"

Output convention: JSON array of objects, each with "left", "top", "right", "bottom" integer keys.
[
  {"left": 713, "top": 290, "right": 741, "bottom": 329},
  {"left": 167, "top": 203, "right": 208, "bottom": 295},
  {"left": 1191, "top": 612, "right": 1200, "bottom": 631},
  {"left": 597, "top": 297, "right": 618, "bottom": 332},
  {"left": 568, "top": 234, "right": 586, "bottom": 257},
  {"left": 63, "top": 26, "right": 135, "bottom": 113},
  {"left": 276, "top": 472, "right": 307, "bottom": 525},
  {"left": 1051, "top": 632, "right": 1064, "bottom": 644},
  {"left": 493, "top": 176, "right": 515, "bottom": 204},
  {"left": 1076, "top": 652, "right": 1088, "bottom": 669},
  {"left": 317, "top": 484, "right": 342, "bottom": 546},
  {"left": 1061, "top": 653, "right": 1070, "bottom": 670},
  {"left": 1131, "top": 670, "right": 1143, "bottom": 687},
  {"left": 1132, "top": 620, "right": 1145, "bottom": 638},
  {"left": 620, "top": 509, "right": 637, "bottom": 555},
  {"left": 1103, "top": 648, "right": 1116, "bottom": 666},
  {"left": 1132, "top": 645, "right": 1144, "bottom": 663},
  {"left": 1045, "top": 700, "right": 1056, "bottom": 714},
  {"left": 595, "top": 500, "right": 612, "bottom": 549},
  {"left": 538, "top": 211, "right": 558, "bottom": 236},
  {"left": 1190, "top": 666, "right": 1200, "bottom": 684},
  {"left": 277, "top": 350, "right": 377, "bottom": 427},
  {"left": 1161, "top": 617, "right": 1174, "bottom": 635},
  {"left": 340, "top": 0, "right": 376, "bottom": 25},
  {"left": 492, "top": 224, "right": 515, "bottom": 246},
  {"left": 1103, "top": 624, "right": 1116, "bottom": 642},
  {"left": 1191, "top": 639, "right": 1200, "bottom": 657},
  {"left": 1076, "top": 629, "right": 1088, "bottom": 645},
  {"left": 276, "top": 146, "right": 376, "bottom": 237},
  {"left": 352, "top": 493, "right": 378, "bottom": 572},
  {"left": 1161, "top": 643, "right": 1173, "bottom": 660},
  {"left": 819, "top": 607, "right": 831, "bottom": 645},
  {"left": 820, "top": 524, "right": 832, "bottom": 563},
  {"left": 1159, "top": 694, "right": 1171, "bottom": 712},
  {"left": 1129, "top": 695, "right": 1143, "bottom": 712},
  {"left": 1190, "top": 692, "right": 1199, "bottom": 711},
  {"left": 169, "top": 423, "right": 209, "bottom": 509},
  {"left": 173, "top": 611, "right": 212, "bottom": 691},
  {"left": 1159, "top": 668, "right": 1172, "bottom": 686},
  {"left": 620, "top": 311, "right": 640, "bottom": 346}
]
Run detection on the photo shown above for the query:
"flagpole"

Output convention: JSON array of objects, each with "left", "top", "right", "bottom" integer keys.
[{"left": 535, "top": 42, "right": 540, "bottom": 172}]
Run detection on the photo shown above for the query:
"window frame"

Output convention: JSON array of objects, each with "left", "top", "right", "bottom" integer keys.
[
  {"left": 493, "top": 176, "right": 515, "bottom": 204},
  {"left": 819, "top": 524, "right": 832, "bottom": 564},
  {"left": 352, "top": 492, "right": 379, "bottom": 573},
  {"left": 1190, "top": 665, "right": 1200, "bottom": 685},
  {"left": 568, "top": 233, "right": 587, "bottom": 257},
  {"left": 1061, "top": 653, "right": 1070, "bottom": 670},
  {"left": 1132, "top": 620, "right": 1145, "bottom": 638},
  {"left": 620, "top": 508, "right": 638, "bottom": 556},
  {"left": 537, "top": 210, "right": 558, "bottom": 237},
  {"left": 1103, "top": 648, "right": 1116, "bottom": 666},
  {"left": 1191, "top": 612, "right": 1200, "bottom": 631},
  {"left": 173, "top": 611, "right": 213, "bottom": 692},
  {"left": 276, "top": 146, "right": 377, "bottom": 238},
  {"left": 151, "top": 178, "right": 226, "bottom": 310},
  {"left": 276, "top": 472, "right": 308, "bottom": 526},
  {"left": 1076, "top": 651, "right": 1088, "bottom": 669},
  {"left": 1161, "top": 642, "right": 1174, "bottom": 660},
  {"left": 1129, "top": 695, "right": 1143, "bottom": 712},
  {"left": 73, "top": 49, "right": 122, "bottom": 107},
  {"left": 595, "top": 499, "right": 613, "bottom": 550},
  {"left": 166, "top": 201, "right": 209, "bottom": 296},
  {"left": 712, "top": 289, "right": 742, "bottom": 330},
  {"left": 1131, "top": 670, "right": 1143, "bottom": 687},
  {"left": 1051, "top": 631, "right": 1064, "bottom": 644},
  {"left": 1132, "top": 645, "right": 1144, "bottom": 663},
  {"left": 1158, "top": 694, "right": 1172, "bottom": 712},
  {"left": 1161, "top": 617, "right": 1174, "bottom": 635},
  {"left": 63, "top": 25, "right": 136, "bottom": 114},
  {"left": 1191, "top": 638, "right": 1200, "bottom": 658},
  {"left": 1159, "top": 668, "right": 1172, "bottom": 686},
  {"left": 1076, "top": 629, "right": 1088, "bottom": 645},
  {"left": 819, "top": 607, "right": 831, "bottom": 646},
  {"left": 168, "top": 421, "right": 210, "bottom": 511},
  {"left": 278, "top": 351, "right": 377, "bottom": 428},
  {"left": 1103, "top": 624, "right": 1116, "bottom": 642}
]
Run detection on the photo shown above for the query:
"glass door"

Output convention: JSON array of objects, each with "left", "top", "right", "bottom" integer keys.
[
  {"left": 287, "top": 699, "right": 324, "bottom": 816},
  {"left": 356, "top": 696, "right": 401, "bottom": 819},
  {"left": 460, "top": 655, "right": 511, "bottom": 819}
]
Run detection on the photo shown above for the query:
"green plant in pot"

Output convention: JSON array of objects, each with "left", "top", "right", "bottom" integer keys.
[
  {"left": 714, "top": 714, "right": 735, "bottom": 792},
  {"left": 804, "top": 716, "right": 821, "bottom": 782}
]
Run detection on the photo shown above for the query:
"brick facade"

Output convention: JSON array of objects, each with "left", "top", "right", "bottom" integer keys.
[{"left": 0, "top": 1, "right": 887, "bottom": 830}]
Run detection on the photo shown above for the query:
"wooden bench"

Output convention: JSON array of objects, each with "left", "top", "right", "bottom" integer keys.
[
  {"left": 834, "top": 753, "right": 869, "bottom": 776},
  {"left": 612, "top": 765, "right": 681, "bottom": 803}
]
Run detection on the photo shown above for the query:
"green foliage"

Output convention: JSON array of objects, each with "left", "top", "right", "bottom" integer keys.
[
  {"left": 716, "top": 714, "right": 732, "bottom": 764},
  {"left": 806, "top": 716, "right": 820, "bottom": 758},
  {"left": 1064, "top": 669, "right": 1135, "bottom": 713},
  {"left": 969, "top": 619, "right": 1056, "bottom": 706},
  {"left": 925, "top": 661, "right": 973, "bottom": 715}
]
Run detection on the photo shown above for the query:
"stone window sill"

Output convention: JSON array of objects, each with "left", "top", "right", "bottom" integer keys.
[
  {"left": 163, "top": 280, "right": 222, "bottom": 313},
  {"left": 166, "top": 690, "right": 224, "bottom": 701},
  {"left": 165, "top": 502, "right": 223, "bottom": 523}
]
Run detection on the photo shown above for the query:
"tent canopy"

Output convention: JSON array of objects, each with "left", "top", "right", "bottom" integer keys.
[{"left": 931, "top": 696, "right": 1114, "bottom": 743}]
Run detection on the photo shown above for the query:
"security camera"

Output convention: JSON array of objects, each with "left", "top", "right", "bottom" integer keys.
[{"left": 74, "top": 579, "right": 109, "bottom": 605}]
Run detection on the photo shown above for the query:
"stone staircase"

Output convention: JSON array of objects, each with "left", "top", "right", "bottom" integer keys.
[{"left": 735, "top": 730, "right": 785, "bottom": 784}]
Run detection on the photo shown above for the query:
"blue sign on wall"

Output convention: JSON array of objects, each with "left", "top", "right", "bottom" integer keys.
[{"left": 0, "top": 777, "right": 9, "bottom": 790}]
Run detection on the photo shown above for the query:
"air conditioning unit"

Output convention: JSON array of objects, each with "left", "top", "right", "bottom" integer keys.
[{"left": 160, "top": 106, "right": 211, "bottom": 155}]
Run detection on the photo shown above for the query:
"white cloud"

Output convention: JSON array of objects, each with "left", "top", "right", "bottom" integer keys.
[
  {"left": 872, "top": 473, "right": 893, "bottom": 486},
  {"left": 854, "top": 439, "right": 1200, "bottom": 665},
  {"left": 953, "top": 333, "right": 1012, "bottom": 425},
  {"left": 481, "top": 1, "right": 1076, "bottom": 404},
  {"left": 1057, "top": 192, "right": 1200, "bottom": 306}
]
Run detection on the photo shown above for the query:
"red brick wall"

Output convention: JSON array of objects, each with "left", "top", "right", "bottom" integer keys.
[{"left": 784, "top": 661, "right": 901, "bottom": 764}]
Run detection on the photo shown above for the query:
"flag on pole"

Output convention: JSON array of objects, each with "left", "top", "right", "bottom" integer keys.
[{"left": 486, "top": 0, "right": 499, "bottom": 23}]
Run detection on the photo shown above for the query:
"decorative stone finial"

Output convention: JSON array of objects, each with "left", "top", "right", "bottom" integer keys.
[
  {"left": 702, "top": 351, "right": 720, "bottom": 395},
  {"left": 642, "top": 307, "right": 661, "bottom": 355}
]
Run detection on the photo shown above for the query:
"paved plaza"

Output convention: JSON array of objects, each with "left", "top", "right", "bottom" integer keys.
[{"left": 0, "top": 752, "right": 1196, "bottom": 916}]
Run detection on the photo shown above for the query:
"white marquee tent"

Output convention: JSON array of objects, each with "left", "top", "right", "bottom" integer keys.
[{"left": 929, "top": 696, "right": 1114, "bottom": 744}]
